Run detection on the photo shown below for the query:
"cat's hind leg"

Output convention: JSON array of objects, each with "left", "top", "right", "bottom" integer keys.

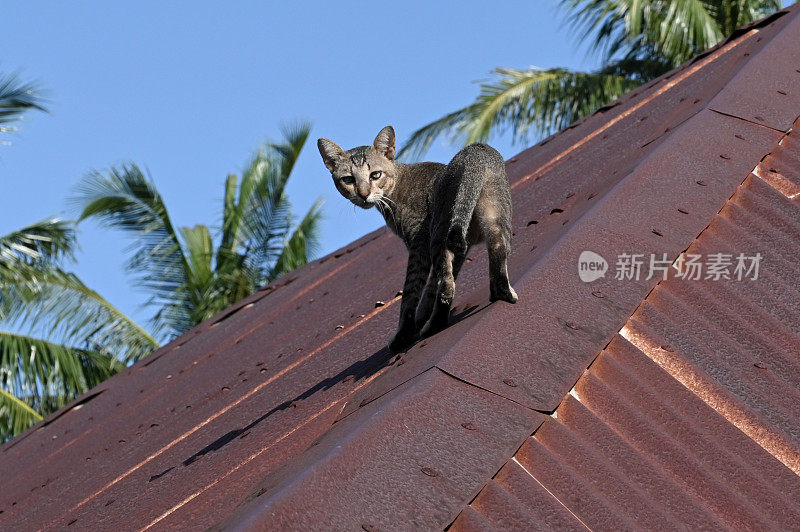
[
  {"left": 420, "top": 226, "right": 467, "bottom": 338},
  {"left": 476, "top": 193, "right": 518, "bottom": 304},
  {"left": 415, "top": 244, "right": 469, "bottom": 330}
]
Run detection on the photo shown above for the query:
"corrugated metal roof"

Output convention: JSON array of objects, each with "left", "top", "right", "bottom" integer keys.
[{"left": 2, "top": 6, "right": 800, "bottom": 531}]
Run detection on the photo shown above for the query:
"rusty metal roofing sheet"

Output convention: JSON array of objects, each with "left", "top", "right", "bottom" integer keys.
[
  {"left": 2, "top": 6, "right": 800, "bottom": 531},
  {"left": 452, "top": 119, "right": 800, "bottom": 531},
  {"left": 214, "top": 368, "right": 543, "bottom": 531}
]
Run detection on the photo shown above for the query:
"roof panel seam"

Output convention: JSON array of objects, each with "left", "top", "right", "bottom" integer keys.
[{"left": 708, "top": 108, "right": 789, "bottom": 134}]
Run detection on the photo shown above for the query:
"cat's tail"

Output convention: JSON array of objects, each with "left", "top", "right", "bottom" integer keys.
[{"left": 439, "top": 143, "right": 505, "bottom": 242}]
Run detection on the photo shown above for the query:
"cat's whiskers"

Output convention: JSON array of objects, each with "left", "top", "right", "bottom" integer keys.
[{"left": 376, "top": 196, "right": 403, "bottom": 238}]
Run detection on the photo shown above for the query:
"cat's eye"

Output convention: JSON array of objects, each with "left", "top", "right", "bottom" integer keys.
[
  {"left": 370, "top": 171, "right": 382, "bottom": 180},
  {"left": 341, "top": 175, "right": 355, "bottom": 185}
]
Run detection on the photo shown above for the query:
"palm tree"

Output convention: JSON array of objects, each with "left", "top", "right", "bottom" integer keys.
[
  {"left": 73, "top": 123, "right": 323, "bottom": 338},
  {"left": 400, "top": 0, "right": 782, "bottom": 160},
  {"left": 0, "top": 220, "right": 157, "bottom": 439},
  {"left": 0, "top": 73, "right": 46, "bottom": 144},
  {"left": 1, "top": 73, "right": 320, "bottom": 440},
  {"left": 1, "top": 74, "right": 158, "bottom": 440}
]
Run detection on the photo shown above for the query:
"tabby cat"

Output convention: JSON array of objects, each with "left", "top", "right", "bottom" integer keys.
[{"left": 318, "top": 126, "right": 517, "bottom": 352}]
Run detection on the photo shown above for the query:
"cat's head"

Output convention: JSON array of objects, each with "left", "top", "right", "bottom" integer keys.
[{"left": 317, "top": 126, "right": 397, "bottom": 210}]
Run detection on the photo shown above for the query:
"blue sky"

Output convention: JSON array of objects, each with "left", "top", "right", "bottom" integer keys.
[{"left": 2, "top": 1, "right": 601, "bottom": 331}]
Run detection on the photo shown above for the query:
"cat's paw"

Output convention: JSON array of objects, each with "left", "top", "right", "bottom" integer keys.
[
  {"left": 490, "top": 284, "right": 518, "bottom": 304},
  {"left": 420, "top": 306, "right": 450, "bottom": 338},
  {"left": 388, "top": 329, "right": 417, "bottom": 353}
]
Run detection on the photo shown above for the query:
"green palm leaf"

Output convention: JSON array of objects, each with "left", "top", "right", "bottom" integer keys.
[
  {"left": 400, "top": 67, "right": 640, "bottom": 159},
  {"left": 271, "top": 198, "right": 323, "bottom": 279},
  {"left": 0, "top": 73, "right": 46, "bottom": 138},
  {"left": 0, "top": 218, "right": 74, "bottom": 265},
  {"left": 0, "top": 218, "right": 76, "bottom": 316},
  {"left": 3, "top": 269, "right": 159, "bottom": 364},
  {"left": 0, "top": 387, "right": 42, "bottom": 439},
  {"left": 401, "top": 0, "right": 781, "bottom": 159},
  {"left": 72, "top": 124, "right": 321, "bottom": 337},
  {"left": 218, "top": 122, "right": 311, "bottom": 267},
  {"left": 0, "top": 330, "right": 123, "bottom": 440},
  {"left": 566, "top": 0, "right": 725, "bottom": 64},
  {"left": 73, "top": 165, "right": 192, "bottom": 336}
]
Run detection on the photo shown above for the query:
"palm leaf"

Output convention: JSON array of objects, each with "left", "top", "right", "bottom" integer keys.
[
  {"left": 397, "top": 105, "right": 481, "bottom": 162},
  {"left": 0, "top": 330, "right": 123, "bottom": 440},
  {"left": 703, "top": 0, "right": 782, "bottom": 35},
  {"left": 72, "top": 165, "right": 192, "bottom": 337},
  {"left": 271, "top": 198, "right": 324, "bottom": 280},
  {"left": 0, "top": 73, "right": 46, "bottom": 139},
  {"left": 217, "top": 122, "right": 311, "bottom": 271},
  {"left": 179, "top": 224, "right": 236, "bottom": 325},
  {"left": 401, "top": 67, "right": 641, "bottom": 159},
  {"left": 0, "top": 218, "right": 74, "bottom": 265},
  {"left": 564, "top": 0, "right": 733, "bottom": 65},
  {"left": 272, "top": 122, "right": 312, "bottom": 181},
  {"left": 2, "top": 269, "right": 159, "bottom": 364},
  {"left": 237, "top": 125, "right": 312, "bottom": 278},
  {"left": 0, "top": 387, "right": 42, "bottom": 440},
  {"left": 0, "top": 218, "right": 77, "bottom": 318}
]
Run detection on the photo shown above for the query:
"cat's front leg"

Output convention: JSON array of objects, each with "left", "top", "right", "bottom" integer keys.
[{"left": 389, "top": 244, "right": 430, "bottom": 353}]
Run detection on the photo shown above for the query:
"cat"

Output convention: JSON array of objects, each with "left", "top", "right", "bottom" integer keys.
[{"left": 318, "top": 126, "right": 517, "bottom": 353}]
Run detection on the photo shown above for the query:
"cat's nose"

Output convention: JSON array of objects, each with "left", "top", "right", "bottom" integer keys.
[{"left": 358, "top": 191, "right": 370, "bottom": 200}]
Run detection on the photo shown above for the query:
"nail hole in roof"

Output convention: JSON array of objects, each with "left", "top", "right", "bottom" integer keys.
[
  {"left": 527, "top": 220, "right": 538, "bottom": 226},
  {"left": 653, "top": 230, "right": 663, "bottom": 237},
  {"left": 550, "top": 208, "right": 564, "bottom": 215},
  {"left": 678, "top": 208, "right": 689, "bottom": 214}
]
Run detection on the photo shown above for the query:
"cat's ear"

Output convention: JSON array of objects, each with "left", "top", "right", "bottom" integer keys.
[
  {"left": 372, "top": 126, "right": 395, "bottom": 160},
  {"left": 317, "top": 138, "right": 346, "bottom": 172}
]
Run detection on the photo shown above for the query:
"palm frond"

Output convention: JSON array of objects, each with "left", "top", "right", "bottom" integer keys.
[
  {"left": 397, "top": 105, "right": 481, "bottom": 162},
  {"left": 0, "top": 330, "right": 122, "bottom": 438},
  {"left": 217, "top": 123, "right": 312, "bottom": 271},
  {"left": 181, "top": 225, "right": 214, "bottom": 292},
  {"left": 236, "top": 127, "right": 314, "bottom": 278},
  {"left": 2, "top": 269, "right": 159, "bottom": 364},
  {"left": 563, "top": 0, "right": 726, "bottom": 65},
  {"left": 272, "top": 122, "right": 312, "bottom": 180},
  {"left": 180, "top": 224, "right": 240, "bottom": 326},
  {"left": 0, "top": 73, "right": 46, "bottom": 136},
  {"left": 0, "top": 218, "right": 75, "bottom": 266},
  {"left": 72, "top": 165, "right": 192, "bottom": 337},
  {"left": 0, "top": 218, "right": 78, "bottom": 319},
  {"left": 702, "top": 0, "right": 782, "bottom": 36},
  {"left": 598, "top": 51, "right": 674, "bottom": 79},
  {"left": 401, "top": 67, "right": 641, "bottom": 158},
  {"left": 270, "top": 198, "right": 324, "bottom": 280},
  {"left": 0, "top": 387, "right": 42, "bottom": 440}
]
